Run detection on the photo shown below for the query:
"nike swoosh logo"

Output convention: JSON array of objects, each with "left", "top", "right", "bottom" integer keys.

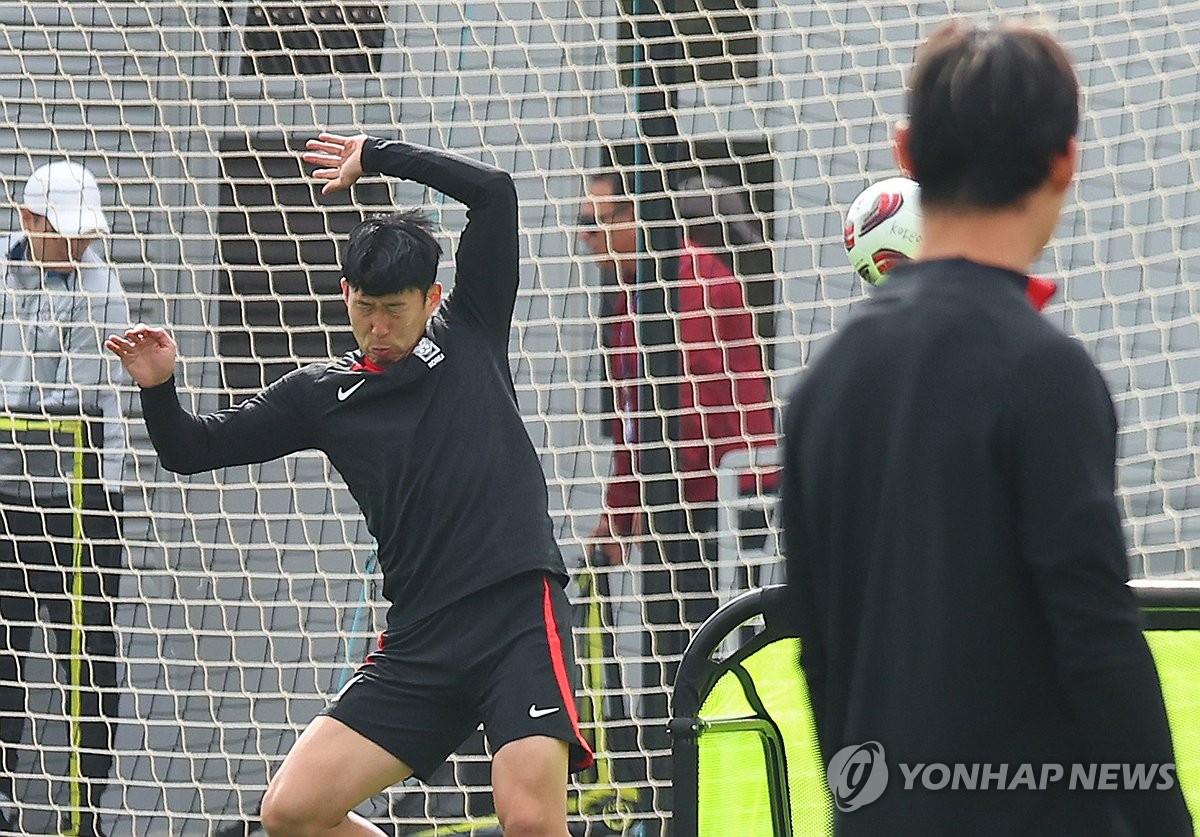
[
  {"left": 337, "top": 379, "right": 365, "bottom": 401},
  {"left": 528, "top": 704, "right": 560, "bottom": 719}
]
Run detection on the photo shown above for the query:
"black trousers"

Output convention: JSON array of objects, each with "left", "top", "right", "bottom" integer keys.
[{"left": 0, "top": 498, "right": 123, "bottom": 814}]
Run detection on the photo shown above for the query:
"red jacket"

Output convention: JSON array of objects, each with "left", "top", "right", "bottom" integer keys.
[{"left": 602, "top": 240, "right": 777, "bottom": 535}]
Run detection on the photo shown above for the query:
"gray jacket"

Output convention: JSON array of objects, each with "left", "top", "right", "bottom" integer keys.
[{"left": 0, "top": 232, "right": 130, "bottom": 502}]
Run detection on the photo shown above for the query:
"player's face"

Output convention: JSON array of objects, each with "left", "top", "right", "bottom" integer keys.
[
  {"left": 342, "top": 280, "right": 443, "bottom": 366},
  {"left": 578, "top": 184, "right": 637, "bottom": 282},
  {"left": 19, "top": 209, "right": 94, "bottom": 269}
]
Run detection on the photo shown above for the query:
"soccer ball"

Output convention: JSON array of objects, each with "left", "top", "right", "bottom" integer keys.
[{"left": 843, "top": 176, "right": 922, "bottom": 286}]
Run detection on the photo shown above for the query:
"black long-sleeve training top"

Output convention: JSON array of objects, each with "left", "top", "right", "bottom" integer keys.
[
  {"left": 141, "top": 138, "right": 566, "bottom": 628},
  {"left": 782, "top": 259, "right": 1193, "bottom": 836}
]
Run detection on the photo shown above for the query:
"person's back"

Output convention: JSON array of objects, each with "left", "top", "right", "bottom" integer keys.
[
  {"left": 789, "top": 258, "right": 1140, "bottom": 833},
  {"left": 782, "top": 19, "right": 1193, "bottom": 836}
]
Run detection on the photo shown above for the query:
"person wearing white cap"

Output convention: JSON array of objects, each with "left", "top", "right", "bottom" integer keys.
[
  {"left": 0, "top": 160, "right": 128, "bottom": 837},
  {"left": 22, "top": 160, "right": 111, "bottom": 240}
]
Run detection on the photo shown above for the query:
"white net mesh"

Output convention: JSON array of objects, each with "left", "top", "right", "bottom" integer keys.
[{"left": 1, "top": 0, "right": 1199, "bottom": 834}]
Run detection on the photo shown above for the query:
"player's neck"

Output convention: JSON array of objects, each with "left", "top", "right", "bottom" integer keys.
[
  {"left": 916, "top": 185, "right": 1062, "bottom": 275},
  {"left": 918, "top": 212, "right": 1053, "bottom": 276}
]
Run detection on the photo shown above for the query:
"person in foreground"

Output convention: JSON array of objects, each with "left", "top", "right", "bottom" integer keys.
[
  {"left": 107, "top": 133, "right": 592, "bottom": 836},
  {"left": 782, "top": 20, "right": 1193, "bottom": 836}
]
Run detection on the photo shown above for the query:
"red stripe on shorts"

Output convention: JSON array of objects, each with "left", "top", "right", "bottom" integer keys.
[
  {"left": 542, "top": 577, "right": 595, "bottom": 769},
  {"left": 362, "top": 630, "right": 385, "bottom": 666}
]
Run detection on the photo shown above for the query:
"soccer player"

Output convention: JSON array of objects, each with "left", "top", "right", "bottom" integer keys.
[
  {"left": 782, "top": 20, "right": 1193, "bottom": 836},
  {"left": 106, "top": 134, "right": 592, "bottom": 837}
]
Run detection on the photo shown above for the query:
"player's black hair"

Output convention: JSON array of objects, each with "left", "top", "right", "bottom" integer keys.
[
  {"left": 906, "top": 20, "right": 1079, "bottom": 210},
  {"left": 342, "top": 210, "right": 443, "bottom": 296}
]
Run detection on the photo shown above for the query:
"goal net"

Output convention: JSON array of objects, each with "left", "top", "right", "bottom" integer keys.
[{"left": 1, "top": 0, "right": 1198, "bottom": 834}]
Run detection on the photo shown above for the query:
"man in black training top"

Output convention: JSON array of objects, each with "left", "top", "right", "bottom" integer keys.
[
  {"left": 782, "top": 20, "right": 1193, "bottom": 837},
  {"left": 106, "top": 133, "right": 592, "bottom": 837}
]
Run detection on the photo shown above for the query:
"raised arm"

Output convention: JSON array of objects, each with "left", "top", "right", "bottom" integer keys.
[
  {"left": 105, "top": 325, "right": 312, "bottom": 474},
  {"left": 303, "top": 132, "right": 520, "bottom": 348}
]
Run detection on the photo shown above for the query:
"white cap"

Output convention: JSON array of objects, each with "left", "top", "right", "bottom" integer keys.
[{"left": 22, "top": 161, "right": 110, "bottom": 237}]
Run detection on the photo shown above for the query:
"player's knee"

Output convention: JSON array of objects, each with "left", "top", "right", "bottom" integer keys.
[
  {"left": 258, "top": 789, "right": 295, "bottom": 837},
  {"left": 496, "top": 803, "right": 561, "bottom": 837},
  {"left": 259, "top": 784, "right": 332, "bottom": 836},
  {"left": 260, "top": 803, "right": 316, "bottom": 836}
]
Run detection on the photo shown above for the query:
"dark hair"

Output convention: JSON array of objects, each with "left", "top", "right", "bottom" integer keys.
[
  {"left": 586, "top": 171, "right": 637, "bottom": 220},
  {"left": 676, "top": 173, "right": 768, "bottom": 275},
  {"left": 676, "top": 174, "right": 766, "bottom": 272},
  {"left": 585, "top": 169, "right": 633, "bottom": 200},
  {"left": 341, "top": 210, "right": 443, "bottom": 296},
  {"left": 906, "top": 20, "right": 1079, "bottom": 210},
  {"left": 588, "top": 171, "right": 628, "bottom": 200}
]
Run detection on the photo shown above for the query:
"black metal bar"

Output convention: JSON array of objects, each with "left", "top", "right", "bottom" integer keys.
[
  {"left": 630, "top": 0, "right": 684, "bottom": 819},
  {"left": 668, "top": 716, "right": 701, "bottom": 837},
  {"left": 631, "top": 0, "right": 682, "bottom": 539},
  {"left": 1131, "top": 581, "right": 1200, "bottom": 609}
]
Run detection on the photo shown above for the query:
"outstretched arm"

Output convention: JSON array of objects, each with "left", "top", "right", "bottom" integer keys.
[
  {"left": 105, "top": 325, "right": 312, "bottom": 474},
  {"left": 105, "top": 323, "right": 176, "bottom": 390},
  {"left": 303, "top": 133, "right": 519, "bottom": 349}
]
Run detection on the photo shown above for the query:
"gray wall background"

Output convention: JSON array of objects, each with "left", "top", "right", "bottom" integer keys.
[{"left": 0, "top": 0, "right": 1198, "bottom": 833}]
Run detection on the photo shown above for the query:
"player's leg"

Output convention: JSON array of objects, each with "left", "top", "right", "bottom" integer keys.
[
  {"left": 476, "top": 574, "right": 594, "bottom": 836},
  {"left": 38, "top": 504, "right": 124, "bottom": 836},
  {"left": 0, "top": 504, "right": 59, "bottom": 830},
  {"left": 68, "top": 516, "right": 124, "bottom": 837},
  {"left": 0, "top": 518, "right": 37, "bottom": 828},
  {"left": 0, "top": 583, "right": 33, "bottom": 778},
  {"left": 259, "top": 715, "right": 411, "bottom": 837},
  {"left": 262, "top": 615, "right": 478, "bottom": 837},
  {"left": 492, "top": 735, "right": 570, "bottom": 837},
  {"left": 45, "top": 585, "right": 116, "bottom": 836}
]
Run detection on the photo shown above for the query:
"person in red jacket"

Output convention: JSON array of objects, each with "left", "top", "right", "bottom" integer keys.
[{"left": 578, "top": 171, "right": 776, "bottom": 649}]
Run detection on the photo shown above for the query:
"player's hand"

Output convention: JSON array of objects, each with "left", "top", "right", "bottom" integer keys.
[
  {"left": 302, "top": 132, "right": 368, "bottom": 195},
  {"left": 588, "top": 512, "right": 644, "bottom": 565},
  {"left": 104, "top": 324, "right": 178, "bottom": 388}
]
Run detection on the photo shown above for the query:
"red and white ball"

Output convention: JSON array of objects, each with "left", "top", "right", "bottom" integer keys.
[{"left": 843, "top": 176, "right": 922, "bottom": 285}]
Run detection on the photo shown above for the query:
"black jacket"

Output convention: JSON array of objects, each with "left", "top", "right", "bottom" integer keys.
[
  {"left": 140, "top": 138, "right": 565, "bottom": 628},
  {"left": 782, "top": 259, "right": 1192, "bottom": 836}
]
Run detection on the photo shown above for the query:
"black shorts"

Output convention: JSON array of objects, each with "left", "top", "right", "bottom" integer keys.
[{"left": 323, "top": 571, "right": 594, "bottom": 781}]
